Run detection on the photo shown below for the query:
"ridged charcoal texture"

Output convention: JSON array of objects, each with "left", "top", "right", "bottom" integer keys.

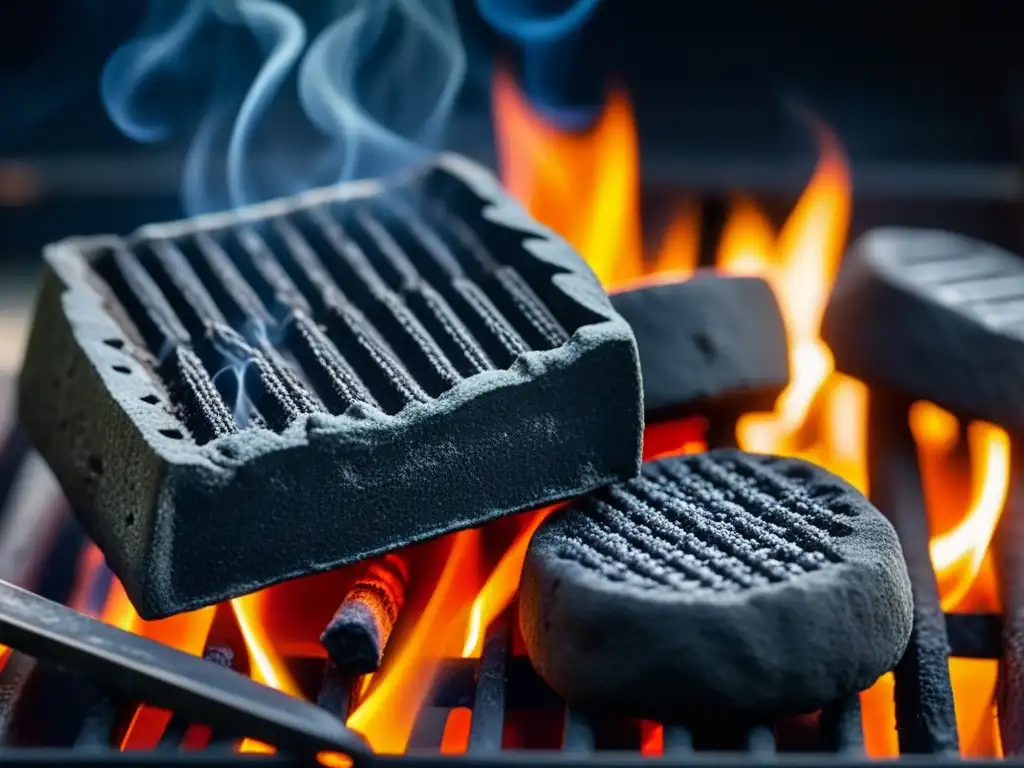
[
  {"left": 822, "top": 228, "right": 1024, "bottom": 429},
  {"left": 18, "top": 153, "right": 643, "bottom": 618},
  {"left": 520, "top": 450, "right": 913, "bottom": 723},
  {"left": 610, "top": 273, "right": 789, "bottom": 420}
]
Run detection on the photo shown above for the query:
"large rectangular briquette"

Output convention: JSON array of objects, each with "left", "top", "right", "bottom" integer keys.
[{"left": 18, "top": 153, "right": 643, "bottom": 619}]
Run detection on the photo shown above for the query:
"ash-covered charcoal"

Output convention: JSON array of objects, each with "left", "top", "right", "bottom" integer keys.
[
  {"left": 822, "top": 228, "right": 1024, "bottom": 429},
  {"left": 610, "top": 274, "right": 789, "bottom": 420},
  {"left": 519, "top": 449, "right": 913, "bottom": 724},
  {"left": 18, "top": 153, "right": 643, "bottom": 619}
]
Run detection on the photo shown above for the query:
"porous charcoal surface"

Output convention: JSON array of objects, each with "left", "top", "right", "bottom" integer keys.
[
  {"left": 822, "top": 228, "right": 1024, "bottom": 429},
  {"left": 19, "top": 153, "right": 643, "bottom": 618},
  {"left": 520, "top": 449, "right": 913, "bottom": 723},
  {"left": 611, "top": 274, "right": 788, "bottom": 420}
]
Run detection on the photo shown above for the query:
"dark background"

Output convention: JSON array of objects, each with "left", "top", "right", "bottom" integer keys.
[{"left": 2, "top": 0, "right": 1024, "bottom": 266}]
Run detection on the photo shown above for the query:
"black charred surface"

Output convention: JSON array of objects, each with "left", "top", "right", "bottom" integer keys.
[
  {"left": 17, "top": 153, "right": 643, "bottom": 619},
  {"left": 996, "top": 441, "right": 1024, "bottom": 755},
  {"left": 519, "top": 450, "right": 913, "bottom": 724},
  {"left": 822, "top": 228, "right": 1024, "bottom": 430},
  {"left": 610, "top": 274, "right": 789, "bottom": 422},
  {"left": 867, "top": 393, "right": 959, "bottom": 755}
]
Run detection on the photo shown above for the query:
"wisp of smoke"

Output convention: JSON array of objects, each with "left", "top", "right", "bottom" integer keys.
[{"left": 101, "top": 0, "right": 465, "bottom": 215}]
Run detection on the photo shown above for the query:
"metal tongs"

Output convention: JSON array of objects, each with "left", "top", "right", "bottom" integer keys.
[{"left": 0, "top": 578, "right": 371, "bottom": 759}]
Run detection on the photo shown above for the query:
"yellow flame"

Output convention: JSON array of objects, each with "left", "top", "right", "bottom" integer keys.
[
  {"left": 461, "top": 508, "right": 554, "bottom": 658},
  {"left": 231, "top": 593, "right": 304, "bottom": 754},
  {"left": 930, "top": 422, "right": 1010, "bottom": 612},
  {"left": 347, "top": 530, "right": 481, "bottom": 753}
]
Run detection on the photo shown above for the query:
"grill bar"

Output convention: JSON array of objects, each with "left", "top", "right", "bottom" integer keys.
[
  {"left": 467, "top": 615, "right": 510, "bottom": 753},
  {"left": 819, "top": 695, "right": 865, "bottom": 754},
  {"left": 866, "top": 392, "right": 959, "bottom": 756},
  {"left": 561, "top": 710, "right": 596, "bottom": 753},
  {"left": 996, "top": 441, "right": 1024, "bottom": 755},
  {"left": 72, "top": 691, "right": 120, "bottom": 749}
]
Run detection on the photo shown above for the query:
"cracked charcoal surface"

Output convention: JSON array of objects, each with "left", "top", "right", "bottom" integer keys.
[
  {"left": 520, "top": 449, "right": 914, "bottom": 724},
  {"left": 610, "top": 274, "right": 789, "bottom": 420},
  {"left": 822, "top": 228, "right": 1024, "bottom": 430},
  {"left": 18, "top": 153, "right": 643, "bottom": 618}
]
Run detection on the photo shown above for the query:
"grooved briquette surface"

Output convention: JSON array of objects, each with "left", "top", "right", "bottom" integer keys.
[
  {"left": 18, "top": 153, "right": 643, "bottom": 618},
  {"left": 520, "top": 450, "right": 913, "bottom": 723},
  {"left": 822, "top": 228, "right": 1024, "bottom": 429}
]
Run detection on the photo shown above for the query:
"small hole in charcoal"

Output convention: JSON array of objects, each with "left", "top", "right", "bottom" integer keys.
[
  {"left": 112, "top": 365, "right": 131, "bottom": 375},
  {"left": 103, "top": 338, "right": 125, "bottom": 349},
  {"left": 87, "top": 456, "right": 103, "bottom": 476},
  {"left": 140, "top": 394, "right": 160, "bottom": 405},
  {"left": 159, "top": 428, "right": 184, "bottom": 440},
  {"left": 217, "top": 443, "right": 239, "bottom": 459},
  {"left": 692, "top": 331, "right": 717, "bottom": 361},
  {"left": 125, "top": 513, "right": 135, "bottom": 527}
]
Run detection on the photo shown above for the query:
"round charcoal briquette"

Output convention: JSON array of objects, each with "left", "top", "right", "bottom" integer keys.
[{"left": 519, "top": 449, "right": 913, "bottom": 724}]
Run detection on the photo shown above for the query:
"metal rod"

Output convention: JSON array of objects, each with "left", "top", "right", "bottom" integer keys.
[
  {"left": 944, "top": 612, "right": 1000, "bottom": 659},
  {"left": 0, "top": 580, "right": 369, "bottom": 759},
  {"left": 316, "top": 662, "right": 355, "bottom": 722},
  {"left": 467, "top": 616, "right": 510, "bottom": 753},
  {"left": 561, "top": 709, "right": 596, "bottom": 753},
  {"left": 996, "top": 437, "right": 1024, "bottom": 755},
  {"left": 661, "top": 725, "right": 693, "bottom": 754},
  {"left": 745, "top": 725, "right": 776, "bottom": 754},
  {"left": 866, "top": 391, "right": 958, "bottom": 755},
  {"left": 73, "top": 692, "right": 120, "bottom": 750},
  {"left": 0, "top": 651, "right": 36, "bottom": 745},
  {"left": 698, "top": 198, "right": 729, "bottom": 269},
  {"left": 819, "top": 695, "right": 865, "bottom": 753},
  {"left": 158, "top": 646, "right": 235, "bottom": 751}
]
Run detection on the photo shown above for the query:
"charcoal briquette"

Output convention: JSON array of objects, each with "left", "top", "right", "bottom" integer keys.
[
  {"left": 519, "top": 449, "right": 913, "bottom": 723},
  {"left": 18, "top": 153, "right": 643, "bottom": 619},
  {"left": 610, "top": 274, "right": 789, "bottom": 420},
  {"left": 821, "top": 228, "right": 1024, "bottom": 429}
]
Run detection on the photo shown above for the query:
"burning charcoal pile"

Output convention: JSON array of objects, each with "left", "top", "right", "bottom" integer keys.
[{"left": 0, "top": 49, "right": 1018, "bottom": 766}]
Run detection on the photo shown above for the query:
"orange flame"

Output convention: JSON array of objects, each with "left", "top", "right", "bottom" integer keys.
[
  {"left": 232, "top": 592, "right": 305, "bottom": 754},
  {"left": 929, "top": 420, "right": 1009, "bottom": 613},
  {"left": 347, "top": 530, "right": 482, "bottom": 753},
  {"left": 54, "top": 63, "right": 1012, "bottom": 760},
  {"left": 494, "top": 65, "right": 643, "bottom": 288},
  {"left": 493, "top": 64, "right": 1008, "bottom": 758},
  {"left": 93, "top": 571, "right": 215, "bottom": 750},
  {"left": 461, "top": 507, "right": 554, "bottom": 659}
]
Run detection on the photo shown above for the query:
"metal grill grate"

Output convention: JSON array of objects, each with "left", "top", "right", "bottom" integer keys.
[{"left": 0, "top": 384, "right": 1010, "bottom": 765}]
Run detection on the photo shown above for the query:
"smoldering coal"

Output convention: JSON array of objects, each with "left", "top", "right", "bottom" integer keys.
[{"left": 18, "top": 152, "right": 643, "bottom": 618}]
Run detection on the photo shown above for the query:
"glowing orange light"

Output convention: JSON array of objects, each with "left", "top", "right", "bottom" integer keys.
[
  {"left": 929, "top": 422, "right": 1010, "bottom": 612},
  {"left": 640, "top": 722, "right": 664, "bottom": 756},
  {"left": 461, "top": 507, "right": 555, "bottom": 658},
  {"left": 440, "top": 707, "right": 473, "bottom": 754},
  {"left": 650, "top": 201, "right": 700, "bottom": 278},
  {"left": 493, "top": 65, "right": 642, "bottom": 288},
  {"left": 715, "top": 194, "right": 776, "bottom": 276},
  {"left": 725, "top": 126, "right": 851, "bottom": 454},
  {"left": 232, "top": 590, "right": 306, "bottom": 754},
  {"left": 348, "top": 530, "right": 481, "bottom": 753},
  {"left": 98, "top": 577, "right": 215, "bottom": 750}
]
